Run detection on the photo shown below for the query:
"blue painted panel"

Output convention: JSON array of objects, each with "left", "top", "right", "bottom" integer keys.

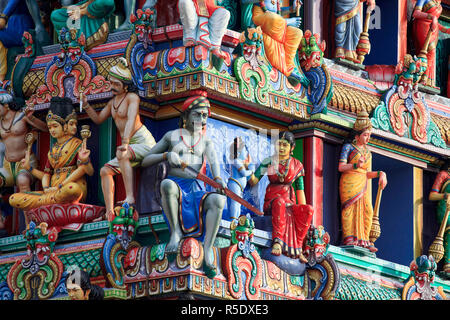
[
  {"left": 371, "top": 153, "right": 413, "bottom": 266},
  {"left": 363, "top": 0, "right": 399, "bottom": 66}
]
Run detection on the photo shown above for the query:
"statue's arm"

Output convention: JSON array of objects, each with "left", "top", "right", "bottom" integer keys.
[
  {"left": 429, "top": 171, "right": 448, "bottom": 201},
  {"left": 141, "top": 132, "right": 171, "bottom": 167},
  {"left": 84, "top": 99, "right": 111, "bottom": 125}
]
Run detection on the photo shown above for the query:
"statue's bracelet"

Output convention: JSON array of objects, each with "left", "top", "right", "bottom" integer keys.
[
  {"left": 214, "top": 176, "right": 222, "bottom": 182},
  {"left": 162, "top": 152, "right": 168, "bottom": 161},
  {"left": 0, "top": 14, "right": 7, "bottom": 22}
]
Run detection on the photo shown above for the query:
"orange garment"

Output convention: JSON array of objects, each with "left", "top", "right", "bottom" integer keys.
[{"left": 252, "top": 5, "right": 303, "bottom": 77}]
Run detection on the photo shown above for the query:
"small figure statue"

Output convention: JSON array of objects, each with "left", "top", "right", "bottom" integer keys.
[
  {"left": 245, "top": 0, "right": 309, "bottom": 87},
  {"left": 81, "top": 57, "right": 156, "bottom": 221},
  {"left": 248, "top": 131, "right": 314, "bottom": 263},
  {"left": 141, "top": 91, "right": 227, "bottom": 278},
  {"left": 51, "top": 0, "right": 116, "bottom": 51},
  {"left": 338, "top": 111, "right": 387, "bottom": 252},
  {"left": 117, "top": 0, "right": 156, "bottom": 31},
  {"left": 411, "top": 0, "right": 450, "bottom": 87},
  {"left": 227, "top": 137, "right": 253, "bottom": 220},
  {"left": 0, "top": 0, "right": 34, "bottom": 81},
  {"left": 178, "top": 0, "right": 230, "bottom": 59},
  {"left": 334, "top": 0, "right": 376, "bottom": 63},
  {"left": 0, "top": 88, "right": 47, "bottom": 194},
  {"left": 9, "top": 97, "right": 94, "bottom": 212},
  {"left": 428, "top": 158, "right": 450, "bottom": 278},
  {"left": 66, "top": 267, "right": 104, "bottom": 300}
]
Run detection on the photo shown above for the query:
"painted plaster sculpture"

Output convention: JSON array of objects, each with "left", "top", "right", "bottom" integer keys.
[
  {"left": 178, "top": 0, "right": 230, "bottom": 59},
  {"left": 338, "top": 111, "right": 387, "bottom": 253},
  {"left": 0, "top": 0, "right": 34, "bottom": 81},
  {"left": 141, "top": 91, "right": 227, "bottom": 278},
  {"left": 0, "top": 87, "right": 47, "bottom": 197},
  {"left": 9, "top": 97, "right": 94, "bottom": 212},
  {"left": 117, "top": 0, "right": 156, "bottom": 31},
  {"left": 334, "top": 0, "right": 375, "bottom": 63},
  {"left": 428, "top": 159, "right": 450, "bottom": 278},
  {"left": 7, "top": 221, "right": 63, "bottom": 300},
  {"left": 298, "top": 30, "right": 333, "bottom": 114},
  {"left": 66, "top": 267, "right": 104, "bottom": 300},
  {"left": 51, "top": 0, "right": 116, "bottom": 51},
  {"left": 27, "top": 27, "right": 111, "bottom": 106},
  {"left": 371, "top": 54, "right": 446, "bottom": 148},
  {"left": 245, "top": 0, "right": 309, "bottom": 87},
  {"left": 412, "top": 0, "right": 450, "bottom": 87},
  {"left": 248, "top": 131, "right": 314, "bottom": 263},
  {"left": 402, "top": 255, "right": 446, "bottom": 300},
  {"left": 81, "top": 57, "right": 156, "bottom": 221},
  {"left": 227, "top": 137, "right": 253, "bottom": 220}
]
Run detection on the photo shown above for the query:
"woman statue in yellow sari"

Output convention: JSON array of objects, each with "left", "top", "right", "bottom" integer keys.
[
  {"left": 338, "top": 111, "right": 387, "bottom": 252},
  {"left": 9, "top": 97, "right": 94, "bottom": 212}
]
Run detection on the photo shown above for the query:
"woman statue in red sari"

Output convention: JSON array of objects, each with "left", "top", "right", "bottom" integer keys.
[
  {"left": 412, "top": 0, "right": 450, "bottom": 87},
  {"left": 249, "top": 131, "right": 314, "bottom": 263}
]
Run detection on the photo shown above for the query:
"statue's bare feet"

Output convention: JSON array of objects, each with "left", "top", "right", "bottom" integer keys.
[
  {"left": 185, "top": 39, "right": 196, "bottom": 47},
  {"left": 165, "top": 232, "right": 182, "bottom": 254},
  {"left": 211, "top": 47, "right": 227, "bottom": 60},
  {"left": 203, "top": 248, "right": 217, "bottom": 279},
  {"left": 271, "top": 243, "right": 282, "bottom": 256}
]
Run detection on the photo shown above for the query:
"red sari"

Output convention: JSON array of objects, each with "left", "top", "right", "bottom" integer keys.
[
  {"left": 263, "top": 157, "right": 314, "bottom": 258},
  {"left": 412, "top": 0, "right": 442, "bottom": 86}
]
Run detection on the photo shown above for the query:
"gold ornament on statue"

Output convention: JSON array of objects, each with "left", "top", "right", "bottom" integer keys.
[
  {"left": 80, "top": 125, "right": 91, "bottom": 150},
  {"left": 428, "top": 200, "right": 450, "bottom": 262}
]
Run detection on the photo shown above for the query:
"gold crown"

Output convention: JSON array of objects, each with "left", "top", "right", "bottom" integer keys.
[
  {"left": 353, "top": 110, "right": 372, "bottom": 132},
  {"left": 65, "top": 109, "right": 77, "bottom": 122},
  {"left": 46, "top": 110, "right": 66, "bottom": 124}
]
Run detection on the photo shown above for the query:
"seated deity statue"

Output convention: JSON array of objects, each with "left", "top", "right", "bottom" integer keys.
[{"left": 9, "top": 97, "right": 94, "bottom": 212}]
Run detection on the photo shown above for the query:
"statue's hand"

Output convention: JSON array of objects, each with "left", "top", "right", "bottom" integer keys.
[
  {"left": 20, "top": 158, "right": 31, "bottom": 171},
  {"left": 286, "top": 17, "right": 302, "bottom": 28},
  {"left": 366, "top": 0, "right": 376, "bottom": 12},
  {"left": 215, "top": 178, "right": 227, "bottom": 195},
  {"left": 116, "top": 144, "right": 129, "bottom": 160},
  {"left": 0, "top": 17, "right": 6, "bottom": 30},
  {"left": 167, "top": 151, "right": 182, "bottom": 168},
  {"left": 78, "top": 148, "right": 91, "bottom": 163},
  {"left": 378, "top": 171, "right": 387, "bottom": 190}
]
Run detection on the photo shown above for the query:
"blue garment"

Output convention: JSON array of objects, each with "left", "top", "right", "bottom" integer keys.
[
  {"left": 334, "top": 0, "right": 361, "bottom": 52},
  {"left": 164, "top": 175, "right": 210, "bottom": 241},
  {"left": 0, "top": 0, "right": 34, "bottom": 48}
]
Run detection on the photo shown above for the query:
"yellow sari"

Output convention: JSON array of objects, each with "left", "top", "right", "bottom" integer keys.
[
  {"left": 9, "top": 137, "right": 87, "bottom": 211},
  {"left": 339, "top": 143, "right": 373, "bottom": 246}
]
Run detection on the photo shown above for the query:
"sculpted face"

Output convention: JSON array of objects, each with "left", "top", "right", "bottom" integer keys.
[
  {"left": 67, "top": 119, "right": 78, "bottom": 136},
  {"left": 186, "top": 106, "right": 209, "bottom": 133},
  {"left": 0, "top": 103, "right": 8, "bottom": 117},
  {"left": 355, "top": 129, "right": 371, "bottom": 146},
  {"left": 277, "top": 139, "right": 292, "bottom": 160},
  {"left": 66, "top": 282, "right": 89, "bottom": 300},
  {"left": 109, "top": 77, "right": 126, "bottom": 96},
  {"left": 47, "top": 120, "right": 65, "bottom": 139}
]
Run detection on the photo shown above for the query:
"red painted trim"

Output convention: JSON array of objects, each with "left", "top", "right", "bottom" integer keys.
[
  {"left": 398, "top": 0, "right": 408, "bottom": 61},
  {"left": 304, "top": 137, "right": 323, "bottom": 227}
]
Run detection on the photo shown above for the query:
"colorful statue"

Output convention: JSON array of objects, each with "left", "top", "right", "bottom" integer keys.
[
  {"left": 338, "top": 111, "right": 387, "bottom": 252},
  {"left": 51, "top": 0, "right": 116, "bottom": 51},
  {"left": 0, "top": 0, "right": 34, "bottom": 81},
  {"left": 81, "top": 57, "right": 156, "bottom": 221},
  {"left": 428, "top": 158, "right": 450, "bottom": 277},
  {"left": 227, "top": 137, "right": 253, "bottom": 220},
  {"left": 248, "top": 131, "right": 314, "bottom": 263},
  {"left": 411, "top": 0, "right": 450, "bottom": 87},
  {"left": 66, "top": 267, "right": 104, "bottom": 300},
  {"left": 177, "top": 0, "right": 230, "bottom": 59},
  {"left": 9, "top": 97, "right": 94, "bottom": 212},
  {"left": 141, "top": 91, "right": 227, "bottom": 278},
  {"left": 245, "top": 0, "right": 309, "bottom": 87},
  {"left": 334, "top": 0, "right": 375, "bottom": 63},
  {"left": 0, "top": 88, "right": 47, "bottom": 194},
  {"left": 117, "top": 0, "right": 156, "bottom": 31}
]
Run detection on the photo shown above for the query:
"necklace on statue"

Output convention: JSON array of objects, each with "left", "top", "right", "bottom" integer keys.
[
  {"left": 50, "top": 137, "right": 74, "bottom": 163},
  {"left": 112, "top": 94, "right": 127, "bottom": 112},
  {"left": 180, "top": 128, "right": 203, "bottom": 154},
  {"left": 277, "top": 157, "right": 291, "bottom": 183},
  {"left": 0, "top": 111, "right": 17, "bottom": 133}
]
